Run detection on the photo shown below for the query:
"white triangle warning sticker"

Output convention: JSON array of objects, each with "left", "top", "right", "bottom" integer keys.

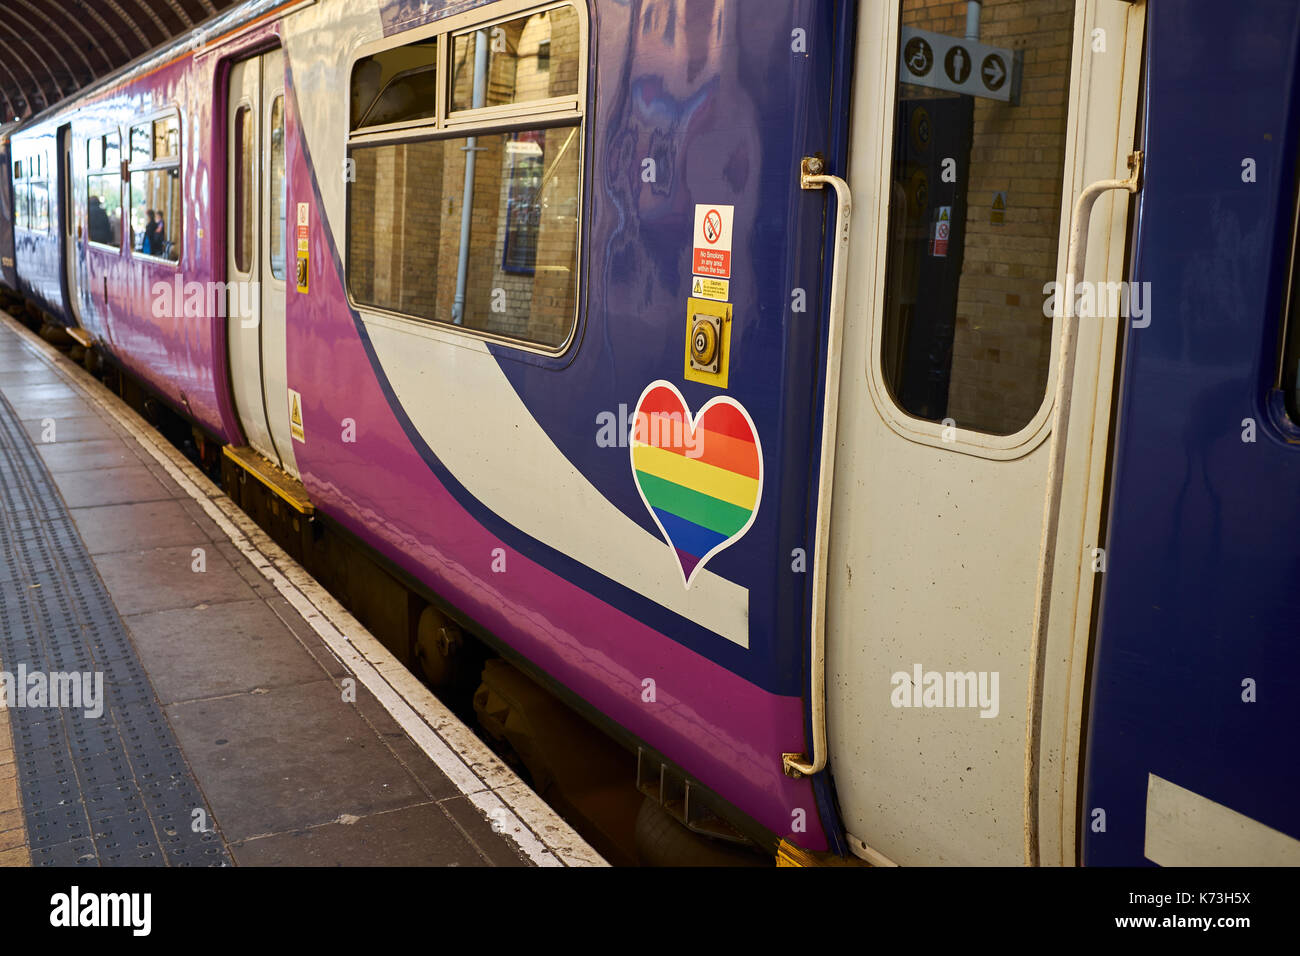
[
  {"left": 993, "top": 193, "right": 1006, "bottom": 210},
  {"left": 694, "top": 278, "right": 702, "bottom": 293}
]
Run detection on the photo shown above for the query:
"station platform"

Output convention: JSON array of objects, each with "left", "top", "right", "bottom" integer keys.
[{"left": 0, "top": 317, "right": 603, "bottom": 868}]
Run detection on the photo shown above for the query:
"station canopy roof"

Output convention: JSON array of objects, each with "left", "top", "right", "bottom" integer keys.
[{"left": 0, "top": 0, "right": 244, "bottom": 124}]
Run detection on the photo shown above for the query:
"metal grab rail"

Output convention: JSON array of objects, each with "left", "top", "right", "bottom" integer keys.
[
  {"left": 1023, "top": 151, "right": 1142, "bottom": 863},
  {"left": 784, "top": 158, "right": 852, "bottom": 779}
]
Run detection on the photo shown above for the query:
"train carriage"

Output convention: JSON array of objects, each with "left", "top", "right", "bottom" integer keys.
[{"left": 1, "top": 0, "right": 1297, "bottom": 866}]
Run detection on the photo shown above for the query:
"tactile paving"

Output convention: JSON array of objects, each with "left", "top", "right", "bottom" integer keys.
[{"left": 0, "top": 386, "right": 232, "bottom": 866}]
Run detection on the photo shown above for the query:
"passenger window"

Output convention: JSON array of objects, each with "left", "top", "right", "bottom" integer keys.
[
  {"left": 349, "top": 130, "right": 579, "bottom": 347},
  {"left": 351, "top": 38, "right": 439, "bottom": 130},
  {"left": 127, "top": 112, "right": 182, "bottom": 262},
  {"left": 346, "top": 3, "right": 584, "bottom": 350},
  {"left": 880, "top": 0, "right": 1076, "bottom": 436},
  {"left": 450, "top": 7, "right": 579, "bottom": 112},
  {"left": 233, "top": 106, "right": 253, "bottom": 273},
  {"left": 269, "top": 96, "right": 287, "bottom": 281},
  {"left": 130, "top": 125, "right": 151, "bottom": 167},
  {"left": 14, "top": 162, "right": 29, "bottom": 231},
  {"left": 153, "top": 116, "right": 179, "bottom": 160},
  {"left": 86, "top": 132, "right": 122, "bottom": 248},
  {"left": 31, "top": 177, "right": 49, "bottom": 233}
]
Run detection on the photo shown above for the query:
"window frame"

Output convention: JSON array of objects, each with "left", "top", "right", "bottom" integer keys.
[
  {"left": 85, "top": 126, "right": 125, "bottom": 253},
  {"left": 856, "top": 1, "right": 1091, "bottom": 461},
  {"left": 126, "top": 106, "right": 183, "bottom": 266},
  {"left": 343, "top": 0, "right": 588, "bottom": 356}
]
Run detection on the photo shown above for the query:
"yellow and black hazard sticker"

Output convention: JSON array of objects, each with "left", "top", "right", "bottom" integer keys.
[{"left": 288, "top": 388, "right": 305, "bottom": 443}]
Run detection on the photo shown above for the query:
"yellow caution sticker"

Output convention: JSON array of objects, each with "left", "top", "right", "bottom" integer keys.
[
  {"left": 691, "top": 276, "right": 729, "bottom": 302},
  {"left": 295, "top": 202, "right": 310, "bottom": 293},
  {"left": 288, "top": 388, "right": 305, "bottom": 443}
]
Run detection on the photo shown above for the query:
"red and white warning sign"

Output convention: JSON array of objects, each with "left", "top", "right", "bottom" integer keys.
[
  {"left": 693, "top": 204, "right": 734, "bottom": 279},
  {"left": 931, "top": 205, "right": 950, "bottom": 257}
]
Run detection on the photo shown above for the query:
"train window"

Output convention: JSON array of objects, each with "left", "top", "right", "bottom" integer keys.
[
  {"left": 87, "top": 138, "right": 100, "bottom": 169},
  {"left": 351, "top": 38, "right": 439, "bottom": 130},
  {"left": 449, "top": 6, "right": 579, "bottom": 113},
  {"left": 269, "top": 95, "right": 287, "bottom": 281},
  {"left": 233, "top": 105, "right": 253, "bottom": 273},
  {"left": 1280, "top": 160, "right": 1300, "bottom": 421},
  {"left": 87, "top": 172, "right": 122, "bottom": 247},
  {"left": 130, "top": 124, "right": 151, "bottom": 167},
  {"left": 105, "top": 133, "right": 120, "bottom": 168},
  {"left": 129, "top": 169, "right": 181, "bottom": 261},
  {"left": 31, "top": 178, "right": 49, "bottom": 233},
  {"left": 153, "top": 116, "right": 179, "bottom": 160},
  {"left": 127, "top": 111, "right": 182, "bottom": 263},
  {"left": 349, "top": 130, "right": 579, "bottom": 346},
  {"left": 879, "top": 0, "right": 1076, "bottom": 436},
  {"left": 346, "top": 2, "right": 584, "bottom": 350},
  {"left": 14, "top": 163, "right": 28, "bottom": 231}
]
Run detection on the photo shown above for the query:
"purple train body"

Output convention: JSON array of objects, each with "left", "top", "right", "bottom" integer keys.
[{"left": 6, "top": 0, "right": 1300, "bottom": 867}]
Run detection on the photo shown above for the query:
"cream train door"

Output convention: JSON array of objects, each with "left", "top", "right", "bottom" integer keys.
[
  {"left": 226, "top": 48, "right": 298, "bottom": 477},
  {"left": 822, "top": 0, "right": 1145, "bottom": 865}
]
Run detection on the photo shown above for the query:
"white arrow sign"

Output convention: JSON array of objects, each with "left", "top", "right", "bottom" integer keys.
[{"left": 983, "top": 55, "right": 1005, "bottom": 88}]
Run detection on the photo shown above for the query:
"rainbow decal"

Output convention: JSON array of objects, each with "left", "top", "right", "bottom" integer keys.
[{"left": 630, "top": 381, "right": 763, "bottom": 587}]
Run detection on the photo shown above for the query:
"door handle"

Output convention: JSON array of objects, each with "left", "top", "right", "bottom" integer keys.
[
  {"left": 784, "top": 158, "right": 852, "bottom": 779},
  {"left": 1024, "top": 151, "right": 1142, "bottom": 861}
]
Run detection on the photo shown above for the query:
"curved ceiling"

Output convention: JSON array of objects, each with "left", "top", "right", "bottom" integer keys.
[{"left": 0, "top": 0, "right": 245, "bottom": 123}]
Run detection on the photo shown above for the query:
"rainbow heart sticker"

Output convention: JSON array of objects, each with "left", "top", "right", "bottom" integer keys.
[{"left": 630, "top": 381, "right": 763, "bottom": 588}]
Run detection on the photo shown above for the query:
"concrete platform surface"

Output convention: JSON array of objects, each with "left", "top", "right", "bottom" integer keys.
[{"left": 0, "top": 318, "right": 604, "bottom": 867}]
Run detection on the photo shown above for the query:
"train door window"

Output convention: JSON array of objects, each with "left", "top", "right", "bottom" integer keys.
[
  {"left": 233, "top": 105, "right": 254, "bottom": 273},
  {"left": 346, "top": 2, "right": 585, "bottom": 351},
  {"left": 1278, "top": 160, "right": 1300, "bottom": 421},
  {"left": 127, "top": 112, "right": 182, "bottom": 263},
  {"left": 87, "top": 132, "right": 122, "bottom": 248},
  {"left": 879, "top": 0, "right": 1077, "bottom": 436},
  {"left": 268, "top": 95, "right": 287, "bottom": 280}
]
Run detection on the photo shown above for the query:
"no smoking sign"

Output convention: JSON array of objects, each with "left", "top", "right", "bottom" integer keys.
[{"left": 693, "top": 204, "right": 734, "bottom": 279}]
